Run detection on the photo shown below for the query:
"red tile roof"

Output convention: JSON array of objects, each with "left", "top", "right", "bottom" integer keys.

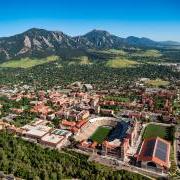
[
  {"left": 138, "top": 137, "right": 170, "bottom": 168},
  {"left": 76, "top": 119, "right": 87, "bottom": 129},
  {"left": 61, "top": 120, "right": 76, "bottom": 127}
]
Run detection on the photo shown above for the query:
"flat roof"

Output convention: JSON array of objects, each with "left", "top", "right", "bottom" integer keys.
[
  {"left": 26, "top": 129, "right": 48, "bottom": 137},
  {"left": 41, "top": 134, "right": 64, "bottom": 144},
  {"left": 21, "top": 124, "right": 34, "bottom": 131},
  {"left": 52, "top": 129, "right": 71, "bottom": 136},
  {"left": 25, "top": 125, "right": 51, "bottom": 138}
]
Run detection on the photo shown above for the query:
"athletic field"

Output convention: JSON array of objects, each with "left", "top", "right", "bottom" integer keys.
[
  {"left": 143, "top": 124, "right": 174, "bottom": 142},
  {"left": 90, "top": 126, "right": 112, "bottom": 144}
]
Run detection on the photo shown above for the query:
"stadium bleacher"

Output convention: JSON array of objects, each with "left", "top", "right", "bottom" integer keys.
[
  {"left": 74, "top": 117, "right": 118, "bottom": 141},
  {"left": 108, "top": 121, "right": 130, "bottom": 141}
]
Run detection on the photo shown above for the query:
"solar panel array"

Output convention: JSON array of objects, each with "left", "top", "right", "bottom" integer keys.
[
  {"left": 143, "top": 139, "right": 156, "bottom": 157},
  {"left": 154, "top": 140, "right": 168, "bottom": 162},
  {"left": 108, "top": 121, "right": 130, "bottom": 141}
]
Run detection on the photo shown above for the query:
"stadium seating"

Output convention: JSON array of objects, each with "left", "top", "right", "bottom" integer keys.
[{"left": 74, "top": 117, "right": 118, "bottom": 141}]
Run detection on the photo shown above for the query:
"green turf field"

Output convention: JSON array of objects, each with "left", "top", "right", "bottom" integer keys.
[
  {"left": 143, "top": 124, "right": 174, "bottom": 142},
  {"left": 90, "top": 126, "right": 112, "bottom": 143}
]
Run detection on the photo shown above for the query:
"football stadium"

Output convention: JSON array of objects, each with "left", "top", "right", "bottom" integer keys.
[
  {"left": 75, "top": 117, "right": 138, "bottom": 160},
  {"left": 90, "top": 126, "right": 112, "bottom": 144}
]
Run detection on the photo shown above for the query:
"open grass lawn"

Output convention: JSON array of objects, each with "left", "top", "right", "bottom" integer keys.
[
  {"left": 145, "top": 78, "right": 169, "bottom": 87},
  {"left": 105, "top": 49, "right": 127, "bottom": 55},
  {"left": 104, "top": 96, "right": 130, "bottom": 102},
  {"left": 131, "top": 50, "right": 162, "bottom": 58},
  {"left": 90, "top": 126, "right": 112, "bottom": 144},
  {"left": 143, "top": 124, "right": 174, "bottom": 143},
  {"left": 67, "top": 56, "right": 92, "bottom": 65},
  {"left": 0, "top": 56, "right": 59, "bottom": 68},
  {"left": 106, "top": 58, "right": 139, "bottom": 68},
  {"left": 79, "top": 56, "right": 92, "bottom": 65},
  {"left": 88, "top": 49, "right": 127, "bottom": 56}
]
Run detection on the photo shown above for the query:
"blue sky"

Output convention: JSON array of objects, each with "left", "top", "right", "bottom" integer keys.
[{"left": 0, "top": 0, "right": 180, "bottom": 41}]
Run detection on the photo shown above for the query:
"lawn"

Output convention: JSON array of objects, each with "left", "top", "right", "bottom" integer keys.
[
  {"left": 79, "top": 56, "right": 92, "bottom": 65},
  {"left": 104, "top": 96, "right": 130, "bottom": 102},
  {"left": 67, "top": 56, "right": 92, "bottom": 66},
  {"left": 143, "top": 124, "right": 174, "bottom": 143},
  {"left": 131, "top": 50, "right": 162, "bottom": 58},
  {"left": 106, "top": 58, "right": 139, "bottom": 68},
  {"left": 0, "top": 56, "right": 59, "bottom": 68},
  {"left": 104, "top": 49, "right": 127, "bottom": 55},
  {"left": 88, "top": 49, "right": 127, "bottom": 55},
  {"left": 90, "top": 126, "right": 112, "bottom": 143}
]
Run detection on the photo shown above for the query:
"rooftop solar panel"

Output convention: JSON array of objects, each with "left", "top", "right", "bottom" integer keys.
[
  {"left": 143, "top": 139, "right": 156, "bottom": 157},
  {"left": 155, "top": 140, "right": 168, "bottom": 162}
]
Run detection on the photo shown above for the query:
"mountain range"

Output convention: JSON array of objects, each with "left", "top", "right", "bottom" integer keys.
[{"left": 0, "top": 28, "right": 180, "bottom": 60}]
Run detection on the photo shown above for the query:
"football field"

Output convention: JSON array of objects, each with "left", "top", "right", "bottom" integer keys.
[{"left": 90, "top": 126, "right": 112, "bottom": 144}]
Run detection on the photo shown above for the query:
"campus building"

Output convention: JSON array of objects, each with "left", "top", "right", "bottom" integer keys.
[
  {"left": 137, "top": 137, "right": 171, "bottom": 171},
  {"left": 102, "top": 120, "right": 138, "bottom": 160}
]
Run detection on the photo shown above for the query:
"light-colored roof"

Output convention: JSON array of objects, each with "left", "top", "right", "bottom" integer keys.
[
  {"left": 21, "top": 124, "right": 34, "bottom": 131},
  {"left": 41, "top": 133, "right": 64, "bottom": 144},
  {"left": 25, "top": 125, "right": 51, "bottom": 138},
  {"left": 26, "top": 129, "right": 48, "bottom": 137}
]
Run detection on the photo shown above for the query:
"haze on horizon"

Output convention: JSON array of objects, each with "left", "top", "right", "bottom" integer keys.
[{"left": 0, "top": 0, "right": 180, "bottom": 41}]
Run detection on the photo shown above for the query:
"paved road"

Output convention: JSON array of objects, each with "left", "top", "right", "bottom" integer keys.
[{"left": 89, "top": 154, "right": 167, "bottom": 179}]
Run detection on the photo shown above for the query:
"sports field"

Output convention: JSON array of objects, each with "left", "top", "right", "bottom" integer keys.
[
  {"left": 90, "top": 126, "right": 112, "bottom": 143},
  {"left": 143, "top": 124, "right": 174, "bottom": 142}
]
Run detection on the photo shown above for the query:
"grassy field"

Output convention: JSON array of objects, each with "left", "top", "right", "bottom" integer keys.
[
  {"left": 90, "top": 126, "right": 112, "bottom": 143},
  {"left": 104, "top": 49, "right": 127, "bottom": 55},
  {"left": 131, "top": 50, "right": 162, "bottom": 57},
  {"left": 67, "top": 56, "right": 92, "bottom": 65},
  {"left": 79, "top": 56, "right": 92, "bottom": 65},
  {"left": 143, "top": 124, "right": 174, "bottom": 143},
  {"left": 106, "top": 58, "right": 139, "bottom": 68},
  {"left": 104, "top": 96, "right": 130, "bottom": 102},
  {"left": 145, "top": 78, "right": 170, "bottom": 87},
  {"left": 0, "top": 56, "right": 59, "bottom": 68},
  {"left": 88, "top": 49, "right": 127, "bottom": 55}
]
